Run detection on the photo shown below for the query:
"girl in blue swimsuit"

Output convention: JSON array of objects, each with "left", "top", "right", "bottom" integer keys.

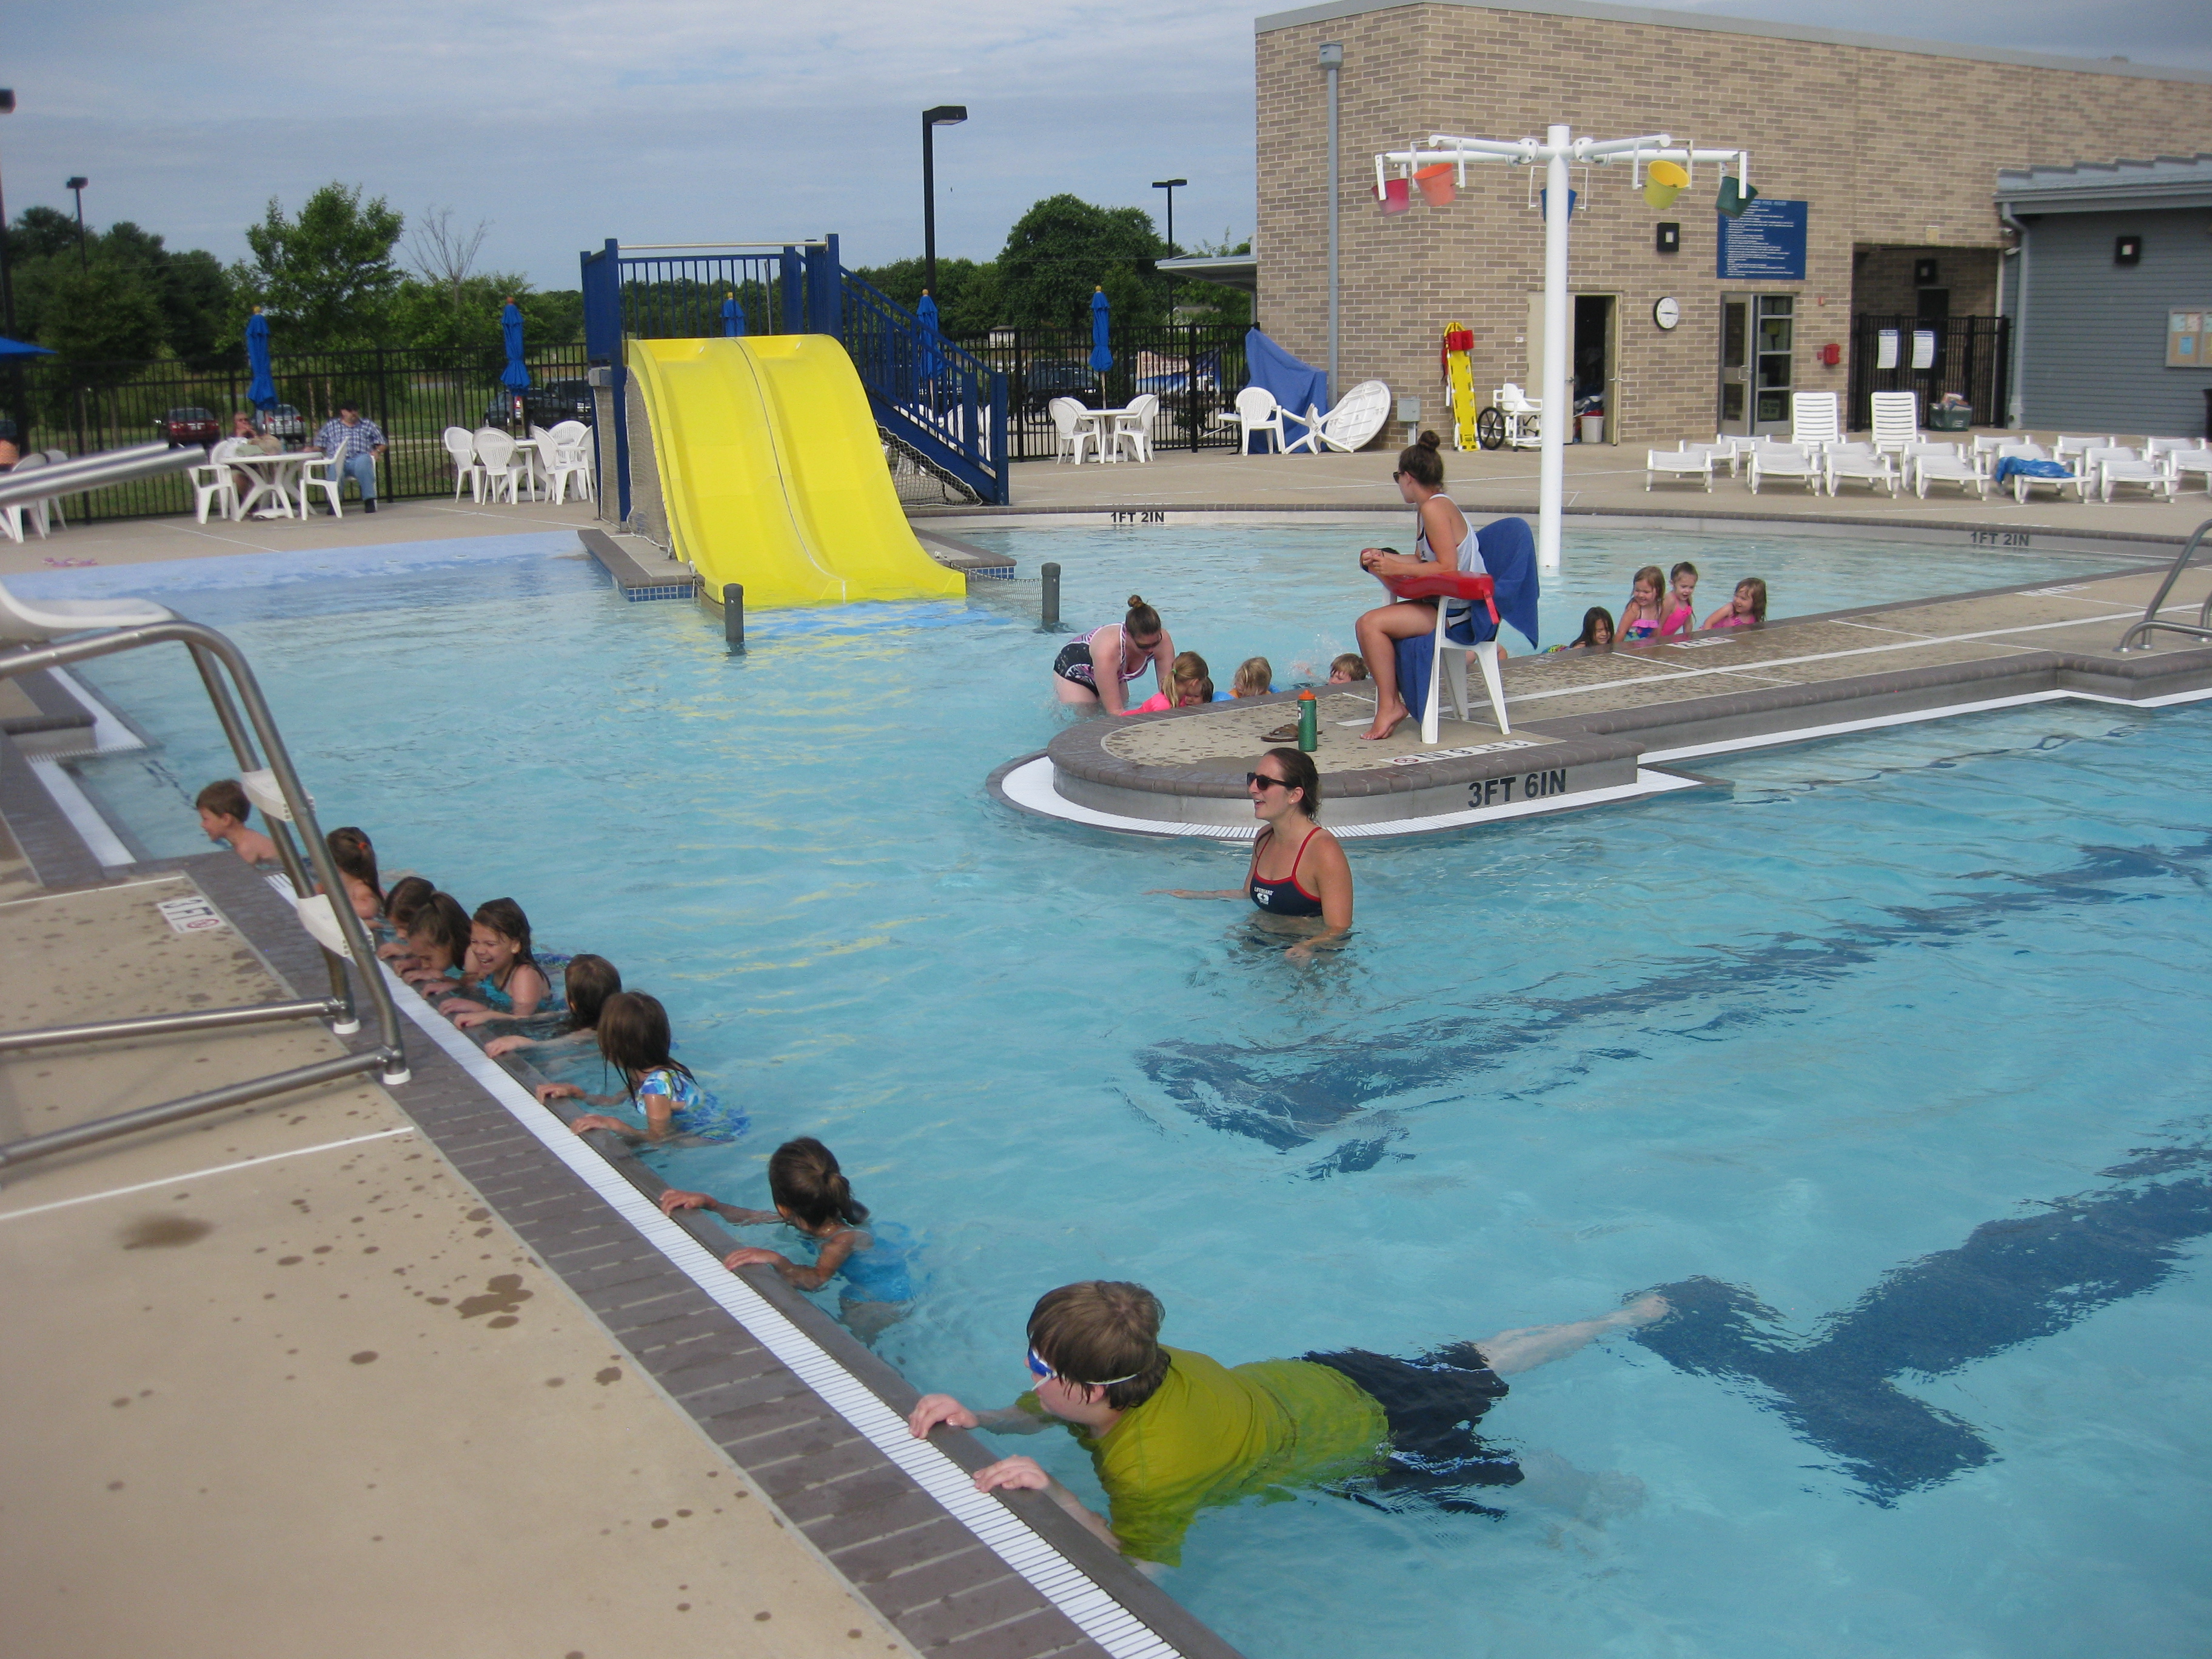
[
  {"left": 537, "top": 991, "right": 748, "bottom": 1144},
  {"left": 661, "top": 1138, "right": 917, "bottom": 1341}
]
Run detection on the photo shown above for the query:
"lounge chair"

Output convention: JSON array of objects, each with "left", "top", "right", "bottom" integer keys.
[
  {"left": 1905, "top": 441, "right": 1986, "bottom": 499},
  {"left": 1824, "top": 443, "right": 1899, "bottom": 497},
  {"left": 1646, "top": 445, "right": 1715, "bottom": 492},
  {"left": 1993, "top": 441, "right": 2088, "bottom": 504},
  {"left": 1790, "top": 392, "right": 1840, "bottom": 450},
  {"left": 1746, "top": 441, "right": 1820, "bottom": 494},
  {"left": 2086, "top": 446, "right": 2176, "bottom": 503},
  {"left": 1284, "top": 379, "right": 1393, "bottom": 454},
  {"left": 1868, "top": 391, "right": 1922, "bottom": 457}
]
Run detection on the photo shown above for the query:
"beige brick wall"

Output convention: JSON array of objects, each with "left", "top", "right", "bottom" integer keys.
[
  {"left": 1256, "top": 7, "right": 2212, "bottom": 442},
  {"left": 1849, "top": 247, "right": 1999, "bottom": 320}
]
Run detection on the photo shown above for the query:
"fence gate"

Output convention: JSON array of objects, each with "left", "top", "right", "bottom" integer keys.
[{"left": 1848, "top": 315, "right": 2011, "bottom": 429}]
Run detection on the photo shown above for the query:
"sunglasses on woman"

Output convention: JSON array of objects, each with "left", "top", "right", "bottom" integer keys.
[{"left": 1246, "top": 772, "right": 1289, "bottom": 791}]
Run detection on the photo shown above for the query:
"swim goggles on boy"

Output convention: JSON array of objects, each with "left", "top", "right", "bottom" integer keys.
[{"left": 1027, "top": 1345, "right": 1141, "bottom": 1387}]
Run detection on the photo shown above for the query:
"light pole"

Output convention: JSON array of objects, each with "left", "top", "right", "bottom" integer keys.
[
  {"left": 0, "top": 90, "right": 16, "bottom": 336},
  {"left": 1319, "top": 43, "right": 1342, "bottom": 407},
  {"left": 65, "top": 175, "right": 87, "bottom": 269},
  {"left": 1150, "top": 178, "right": 1186, "bottom": 253},
  {"left": 1375, "top": 128, "right": 1749, "bottom": 569},
  {"left": 921, "top": 106, "right": 967, "bottom": 297}
]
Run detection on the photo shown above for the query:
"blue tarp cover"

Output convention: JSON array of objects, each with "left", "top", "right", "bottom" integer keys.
[{"left": 1242, "top": 329, "right": 1328, "bottom": 454}]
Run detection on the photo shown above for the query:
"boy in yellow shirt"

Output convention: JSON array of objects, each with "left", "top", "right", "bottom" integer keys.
[{"left": 908, "top": 1279, "right": 1666, "bottom": 1567}]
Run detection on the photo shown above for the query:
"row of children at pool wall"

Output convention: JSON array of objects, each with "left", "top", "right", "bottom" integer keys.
[
  {"left": 189, "top": 785, "right": 915, "bottom": 1339},
  {"left": 1109, "top": 561, "right": 1773, "bottom": 716}
]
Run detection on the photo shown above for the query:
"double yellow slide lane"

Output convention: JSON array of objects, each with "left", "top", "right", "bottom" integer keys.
[{"left": 626, "top": 334, "right": 965, "bottom": 608}]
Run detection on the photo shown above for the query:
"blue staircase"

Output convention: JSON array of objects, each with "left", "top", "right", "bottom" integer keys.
[{"left": 581, "top": 236, "right": 1010, "bottom": 511}]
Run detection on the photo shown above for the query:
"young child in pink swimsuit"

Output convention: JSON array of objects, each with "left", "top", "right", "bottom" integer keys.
[{"left": 1702, "top": 576, "right": 1768, "bottom": 630}]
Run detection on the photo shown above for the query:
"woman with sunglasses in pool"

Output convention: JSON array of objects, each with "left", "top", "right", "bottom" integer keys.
[
  {"left": 1051, "top": 594, "right": 1178, "bottom": 716},
  {"left": 1153, "top": 747, "right": 1352, "bottom": 960}
]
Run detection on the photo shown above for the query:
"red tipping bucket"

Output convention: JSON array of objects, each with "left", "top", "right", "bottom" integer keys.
[
  {"left": 1413, "top": 164, "right": 1456, "bottom": 207},
  {"left": 1376, "top": 177, "right": 1412, "bottom": 215}
]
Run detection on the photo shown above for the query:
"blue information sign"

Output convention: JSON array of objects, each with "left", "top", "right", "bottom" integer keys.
[{"left": 1715, "top": 199, "right": 1808, "bottom": 281}]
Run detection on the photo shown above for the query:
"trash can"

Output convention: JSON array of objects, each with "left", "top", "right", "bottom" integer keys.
[
  {"left": 1579, "top": 414, "right": 1606, "bottom": 443},
  {"left": 1928, "top": 404, "right": 1972, "bottom": 432}
]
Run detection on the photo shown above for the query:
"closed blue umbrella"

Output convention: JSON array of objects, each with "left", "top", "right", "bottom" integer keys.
[
  {"left": 500, "top": 299, "right": 531, "bottom": 392},
  {"left": 720, "top": 292, "right": 746, "bottom": 337},
  {"left": 916, "top": 292, "right": 943, "bottom": 381},
  {"left": 245, "top": 307, "right": 276, "bottom": 410},
  {"left": 0, "top": 335, "right": 56, "bottom": 358},
  {"left": 1088, "top": 286, "right": 1113, "bottom": 374}
]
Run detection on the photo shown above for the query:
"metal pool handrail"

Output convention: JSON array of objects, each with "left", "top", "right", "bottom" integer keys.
[
  {"left": 0, "top": 615, "right": 409, "bottom": 1170},
  {"left": 2117, "top": 517, "right": 2212, "bottom": 653}
]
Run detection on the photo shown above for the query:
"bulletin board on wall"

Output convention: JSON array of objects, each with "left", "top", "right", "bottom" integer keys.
[{"left": 2170, "top": 310, "right": 2210, "bottom": 368}]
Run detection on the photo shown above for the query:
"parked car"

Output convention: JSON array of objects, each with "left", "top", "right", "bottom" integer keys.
[
  {"left": 155, "top": 407, "right": 221, "bottom": 447},
  {"left": 262, "top": 403, "right": 305, "bottom": 443},
  {"left": 482, "top": 379, "right": 595, "bottom": 429},
  {"left": 1018, "top": 363, "right": 1098, "bottom": 417}
]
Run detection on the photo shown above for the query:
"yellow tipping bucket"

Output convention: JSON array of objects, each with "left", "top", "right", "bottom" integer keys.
[{"left": 1642, "top": 159, "right": 1689, "bottom": 210}]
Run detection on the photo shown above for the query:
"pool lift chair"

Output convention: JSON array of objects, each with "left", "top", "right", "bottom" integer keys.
[{"left": 0, "top": 574, "right": 410, "bottom": 1173}]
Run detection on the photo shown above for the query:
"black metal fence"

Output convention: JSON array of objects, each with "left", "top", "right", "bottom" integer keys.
[
  {"left": 1848, "top": 314, "right": 2010, "bottom": 430},
  {"left": 1, "top": 344, "right": 590, "bottom": 521},
  {"left": 948, "top": 324, "right": 1253, "bottom": 460}
]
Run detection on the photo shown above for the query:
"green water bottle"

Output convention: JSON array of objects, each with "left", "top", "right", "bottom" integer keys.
[{"left": 1296, "top": 689, "right": 1319, "bottom": 752}]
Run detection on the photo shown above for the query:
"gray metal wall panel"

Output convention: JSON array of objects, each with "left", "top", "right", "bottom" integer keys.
[{"left": 2019, "top": 207, "right": 2212, "bottom": 435}]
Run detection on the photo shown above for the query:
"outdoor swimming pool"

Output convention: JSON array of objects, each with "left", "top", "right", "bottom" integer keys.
[{"left": 28, "top": 521, "right": 2212, "bottom": 1659}]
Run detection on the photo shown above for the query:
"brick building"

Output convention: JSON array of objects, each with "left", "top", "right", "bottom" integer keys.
[{"left": 1250, "top": 0, "right": 2212, "bottom": 442}]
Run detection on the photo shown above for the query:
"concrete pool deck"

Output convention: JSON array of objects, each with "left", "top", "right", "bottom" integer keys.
[{"left": 0, "top": 719, "right": 1242, "bottom": 1659}]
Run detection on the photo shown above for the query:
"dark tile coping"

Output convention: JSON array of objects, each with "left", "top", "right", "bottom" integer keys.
[
  {"left": 119, "top": 845, "right": 1248, "bottom": 1659},
  {"left": 1, "top": 668, "right": 95, "bottom": 740},
  {"left": 0, "top": 729, "right": 110, "bottom": 886},
  {"left": 913, "top": 529, "right": 1019, "bottom": 577}
]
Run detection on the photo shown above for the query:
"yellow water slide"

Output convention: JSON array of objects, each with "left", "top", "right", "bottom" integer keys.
[{"left": 626, "top": 333, "right": 965, "bottom": 608}]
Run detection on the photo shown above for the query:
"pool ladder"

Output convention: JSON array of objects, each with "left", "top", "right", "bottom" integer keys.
[
  {"left": 2117, "top": 517, "right": 2212, "bottom": 652},
  {"left": 0, "top": 601, "right": 410, "bottom": 1171}
]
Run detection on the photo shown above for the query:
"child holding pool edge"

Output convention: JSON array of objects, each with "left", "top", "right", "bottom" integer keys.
[
  {"left": 443, "top": 897, "right": 552, "bottom": 1023},
  {"left": 398, "top": 891, "right": 474, "bottom": 991},
  {"left": 1327, "top": 654, "right": 1368, "bottom": 683},
  {"left": 538, "top": 990, "right": 746, "bottom": 1144},
  {"left": 1660, "top": 561, "right": 1699, "bottom": 638},
  {"left": 1549, "top": 608, "right": 1615, "bottom": 652},
  {"left": 1231, "top": 657, "right": 1276, "bottom": 699},
  {"left": 325, "top": 827, "right": 384, "bottom": 921},
  {"left": 1703, "top": 577, "right": 1768, "bottom": 629},
  {"left": 484, "top": 954, "right": 622, "bottom": 1058},
  {"left": 660, "top": 1137, "right": 915, "bottom": 1340},
  {"left": 1617, "top": 566, "right": 1667, "bottom": 643},
  {"left": 1117, "top": 651, "right": 1214, "bottom": 716},
  {"left": 195, "top": 779, "right": 277, "bottom": 866}
]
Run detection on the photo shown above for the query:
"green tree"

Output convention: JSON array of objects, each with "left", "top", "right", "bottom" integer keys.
[
  {"left": 996, "top": 195, "right": 1165, "bottom": 332},
  {"left": 851, "top": 256, "right": 1002, "bottom": 336},
  {"left": 1165, "top": 233, "right": 1253, "bottom": 328},
  {"left": 41, "top": 261, "right": 166, "bottom": 364},
  {"left": 239, "top": 183, "right": 404, "bottom": 348}
]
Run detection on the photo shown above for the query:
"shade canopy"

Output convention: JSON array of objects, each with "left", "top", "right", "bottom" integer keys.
[
  {"left": 500, "top": 301, "right": 531, "bottom": 391},
  {"left": 1088, "top": 288, "right": 1113, "bottom": 374}
]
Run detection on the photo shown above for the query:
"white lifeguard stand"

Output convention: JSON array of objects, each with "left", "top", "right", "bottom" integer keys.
[{"left": 1373, "top": 128, "right": 1753, "bottom": 569}]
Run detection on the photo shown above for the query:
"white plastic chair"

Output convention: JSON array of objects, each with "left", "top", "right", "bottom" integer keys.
[
  {"left": 1903, "top": 441, "right": 1984, "bottom": 500},
  {"left": 474, "top": 428, "right": 523, "bottom": 503},
  {"left": 190, "top": 440, "right": 243, "bottom": 524},
  {"left": 2168, "top": 448, "right": 2212, "bottom": 495},
  {"left": 1284, "top": 380, "right": 1393, "bottom": 454},
  {"left": 1868, "top": 392, "right": 1921, "bottom": 455},
  {"left": 540, "top": 436, "right": 591, "bottom": 505},
  {"left": 1971, "top": 432, "right": 2020, "bottom": 460},
  {"left": 1047, "top": 399, "right": 1098, "bottom": 465},
  {"left": 1407, "top": 574, "right": 1510, "bottom": 743},
  {"left": 295, "top": 455, "right": 342, "bottom": 517},
  {"left": 1995, "top": 441, "right": 2088, "bottom": 504},
  {"left": 1746, "top": 441, "right": 1820, "bottom": 494},
  {"left": 1111, "top": 394, "right": 1159, "bottom": 464},
  {"left": 5, "top": 452, "right": 58, "bottom": 539},
  {"left": 2089, "top": 446, "right": 2176, "bottom": 503},
  {"left": 1232, "top": 387, "right": 1287, "bottom": 455},
  {"left": 443, "top": 426, "right": 484, "bottom": 503},
  {"left": 548, "top": 420, "right": 591, "bottom": 496},
  {"left": 1790, "top": 392, "right": 1840, "bottom": 450},
  {"left": 1645, "top": 446, "right": 1714, "bottom": 492},
  {"left": 1825, "top": 444, "right": 1898, "bottom": 497},
  {"left": 2053, "top": 435, "right": 2111, "bottom": 469}
]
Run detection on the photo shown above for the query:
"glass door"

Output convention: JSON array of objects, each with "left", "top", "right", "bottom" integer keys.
[
  {"left": 1754, "top": 295, "right": 1794, "bottom": 434},
  {"left": 1718, "top": 299, "right": 1749, "bottom": 434}
]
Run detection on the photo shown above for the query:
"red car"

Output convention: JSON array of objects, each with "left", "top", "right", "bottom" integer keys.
[{"left": 155, "top": 407, "right": 221, "bottom": 447}]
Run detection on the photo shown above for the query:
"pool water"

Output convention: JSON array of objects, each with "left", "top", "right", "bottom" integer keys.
[{"left": 35, "top": 524, "right": 2212, "bottom": 1659}]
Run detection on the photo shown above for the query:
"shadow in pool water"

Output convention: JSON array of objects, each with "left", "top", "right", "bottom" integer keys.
[
  {"left": 1634, "top": 1127, "right": 2212, "bottom": 1503},
  {"left": 1136, "top": 835, "right": 2212, "bottom": 1168}
]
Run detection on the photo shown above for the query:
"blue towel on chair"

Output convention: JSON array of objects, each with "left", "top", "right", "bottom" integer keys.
[
  {"left": 1391, "top": 517, "right": 1540, "bottom": 726},
  {"left": 1992, "top": 457, "right": 2072, "bottom": 486}
]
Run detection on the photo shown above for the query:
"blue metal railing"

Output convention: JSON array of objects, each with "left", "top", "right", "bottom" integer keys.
[{"left": 581, "top": 233, "right": 1008, "bottom": 515}]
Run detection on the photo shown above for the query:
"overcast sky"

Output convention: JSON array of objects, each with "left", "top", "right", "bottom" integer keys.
[{"left": 5, "top": 0, "right": 2204, "bottom": 292}]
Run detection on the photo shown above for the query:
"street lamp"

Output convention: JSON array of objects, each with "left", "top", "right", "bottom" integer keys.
[
  {"left": 0, "top": 90, "right": 16, "bottom": 335},
  {"left": 65, "top": 175, "right": 88, "bottom": 269},
  {"left": 921, "top": 105, "right": 967, "bottom": 297},
  {"left": 1150, "top": 179, "right": 1187, "bottom": 253}
]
